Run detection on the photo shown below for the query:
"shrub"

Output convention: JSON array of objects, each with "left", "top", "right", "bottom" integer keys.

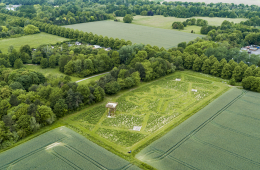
[
  {"left": 24, "top": 25, "right": 40, "bottom": 35},
  {"left": 123, "top": 14, "right": 133, "bottom": 23}
]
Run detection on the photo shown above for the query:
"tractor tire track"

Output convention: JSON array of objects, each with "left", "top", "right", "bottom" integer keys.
[
  {"left": 0, "top": 137, "right": 68, "bottom": 170},
  {"left": 64, "top": 144, "right": 134, "bottom": 170},
  {"left": 143, "top": 90, "right": 247, "bottom": 161}
]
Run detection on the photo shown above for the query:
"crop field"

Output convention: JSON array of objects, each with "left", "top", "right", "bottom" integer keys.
[
  {"left": 116, "top": 15, "right": 248, "bottom": 33},
  {"left": 65, "top": 71, "right": 229, "bottom": 153},
  {"left": 62, "top": 21, "right": 204, "bottom": 49},
  {"left": 0, "top": 33, "right": 69, "bottom": 53},
  {"left": 0, "top": 127, "right": 140, "bottom": 170},
  {"left": 136, "top": 88, "right": 260, "bottom": 170}
]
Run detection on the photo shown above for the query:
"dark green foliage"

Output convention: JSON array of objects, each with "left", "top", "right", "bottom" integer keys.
[
  {"left": 178, "top": 42, "right": 186, "bottom": 49},
  {"left": 40, "top": 58, "right": 48, "bottom": 69},
  {"left": 53, "top": 99, "right": 68, "bottom": 118},
  {"left": 13, "top": 59, "right": 23, "bottom": 69},
  {"left": 9, "top": 82, "right": 24, "bottom": 90},
  {"left": 172, "top": 22, "right": 184, "bottom": 30},
  {"left": 104, "top": 81, "right": 121, "bottom": 94},
  {"left": 123, "top": 14, "right": 133, "bottom": 23},
  {"left": 229, "top": 78, "right": 236, "bottom": 86}
]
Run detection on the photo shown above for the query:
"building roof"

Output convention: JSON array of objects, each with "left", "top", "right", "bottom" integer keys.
[{"left": 106, "top": 102, "right": 118, "bottom": 109}]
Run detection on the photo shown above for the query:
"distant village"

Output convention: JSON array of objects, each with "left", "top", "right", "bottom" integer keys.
[{"left": 241, "top": 45, "right": 260, "bottom": 55}]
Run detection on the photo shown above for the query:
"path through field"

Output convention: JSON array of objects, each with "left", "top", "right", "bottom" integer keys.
[{"left": 76, "top": 72, "right": 109, "bottom": 83}]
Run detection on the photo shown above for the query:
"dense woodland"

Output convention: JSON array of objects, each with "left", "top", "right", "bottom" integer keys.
[{"left": 1, "top": 0, "right": 260, "bottom": 151}]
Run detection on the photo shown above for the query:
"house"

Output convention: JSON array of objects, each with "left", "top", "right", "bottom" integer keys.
[
  {"left": 75, "top": 41, "right": 82, "bottom": 46},
  {"left": 6, "top": 5, "right": 21, "bottom": 11},
  {"left": 93, "top": 45, "right": 101, "bottom": 49}
]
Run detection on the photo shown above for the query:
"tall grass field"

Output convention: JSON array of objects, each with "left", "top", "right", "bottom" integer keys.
[
  {"left": 62, "top": 21, "right": 204, "bottom": 49},
  {"left": 64, "top": 71, "right": 229, "bottom": 154},
  {"left": 136, "top": 88, "right": 260, "bottom": 170}
]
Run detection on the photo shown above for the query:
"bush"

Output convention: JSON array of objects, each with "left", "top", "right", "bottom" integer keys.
[
  {"left": 123, "top": 14, "right": 133, "bottom": 23},
  {"left": 24, "top": 25, "right": 40, "bottom": 35},
  {"left": 172, "top": 22, "right": 184, "bottom": 30},
  {"left": 229, "top": 78, "right": 236, "bottom": 86}
]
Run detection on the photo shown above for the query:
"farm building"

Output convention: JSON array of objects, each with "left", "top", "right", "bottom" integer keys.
[{"left": 106, "top": 102, "right": 118, "bottom": 117}]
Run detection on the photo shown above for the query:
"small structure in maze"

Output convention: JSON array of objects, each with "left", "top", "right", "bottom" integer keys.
[{"left": 106, "top": 102, "right": 118, "bottom": 117}]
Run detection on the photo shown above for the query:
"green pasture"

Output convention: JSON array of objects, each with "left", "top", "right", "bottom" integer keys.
[
  {"left": 24, "top": 65, "right": 82, "bottom": 82},
  {"left": 24, "top": 65, "right": 107, "bottom": 84},
  {"left": 62, "top": 71, "right": 229, "bottom": 154},
  {"left": 136, "top": 88, "right": 260, "bottom": 170},
  {"left": 116, "top": 15, "right": 247, "bottom": 34},
  {"left": 0, "top": 32, "right": 69, "bottom": 53},
  {"left": 62, "top": 21, "right": 204, "bottom": 49},
  {"left": 0, "top": 127, "right": 140, "bottom": 170}
]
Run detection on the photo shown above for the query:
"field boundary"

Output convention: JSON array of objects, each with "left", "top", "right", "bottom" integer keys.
[
  {"left": 133, "top": 84, "right": 230, "bottom": 155},
  {"left": 141, "top": 89, "right": 247, "bottom": 161},
  {"left": 0, "top": 71, "right": 231, "bottom": 170}
]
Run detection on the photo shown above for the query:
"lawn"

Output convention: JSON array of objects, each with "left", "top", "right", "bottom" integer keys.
[
  {"left": 62, "top": 21, "right": 204, "bottom": 49},
  {"left": 62, "top": 70, "right": 229, "bottom": 154},
  {"left": 0, "top": 32, "right": 69, "bottom": 53},
  {"left": 116, "top": 15, "right": 248, "bottom": 34},
  {"left": 0, "top": 127, "right": 140, "bottom": 170},
  {"left": 136, "top": 88, "right": 260, "bottom": 170}
]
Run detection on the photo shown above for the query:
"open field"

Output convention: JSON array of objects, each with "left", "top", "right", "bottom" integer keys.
[
  {"left": 24, "top": 65, "right": 82, "bottom": 82},
  {"left": 164, "top": 0, "right": 260, "bottom": 6},
  {"left": 0, "top": 33, "right": 69, "bottom": 53},
  {"left": 24, "top": 65, "right": 107, "bottom": 84},
  {"left": 116, "top": 15, "right": 248, "bottom": 34},
  {"left": 62, "top": 21, "right": 204, "bottom": 49},
  {"left": 0, "top": 127, "right": 140, "bottom": 170},
  {"left": 64, "top": 71, "right": 229, "bottom": 154},
  {"left": 136, "top": 88, "right": 260, "bottom": 170}
]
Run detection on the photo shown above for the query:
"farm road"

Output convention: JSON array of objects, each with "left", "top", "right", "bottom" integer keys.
[{"left": 76, "top": 72, "right": 109, "bottom": 83}]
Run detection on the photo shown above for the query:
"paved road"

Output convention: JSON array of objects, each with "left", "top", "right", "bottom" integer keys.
[{"left": 75, "top": 72, "right": 109, "bottom": 83}]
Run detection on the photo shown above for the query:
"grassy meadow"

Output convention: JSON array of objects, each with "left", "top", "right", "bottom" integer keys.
[
  {"left": 116, "top": 15, "right": 248, "bottom": 34},
  {"left": 0, "top": 70, "right": 230, "bottom": 169},
  {"left": 0, "top": 127, "right": 140, "bottom": 170},
  {"left": 62, "top": 71, "right": 229, "bottom": 154},
  {"left": 0, "top": 33, "right": 69, "bottom": 53},
  {"left": 24, "top": 65, "right": 107, "bottom": 84},
  {"left": 24, "top": 65, "right": 82, "bottom": 82},
  {"left": 136, "top": 88, "right": 260, "bottom": 169},
  {"left": 62, "top": 21, "right": 204, "bottom": 49}
]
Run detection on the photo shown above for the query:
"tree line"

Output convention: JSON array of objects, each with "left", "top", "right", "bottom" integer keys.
[
  {"left": 0, "top": 41, "right": 178, "bottom": 150},
  {"left": 2, "top": 0, "right": 260, "bottom": 27},
  {"left": 172, "top": 18, "right": 208, "bottom": 30}
]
